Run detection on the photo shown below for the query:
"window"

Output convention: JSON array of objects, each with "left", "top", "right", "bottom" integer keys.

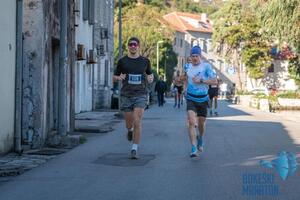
[
  {"left": 180, "top": 39, "right": 183, "bottom": 47},
  {"left": 96, "top": 44, "right": 105, "bottom": 56},
  {"left": 100, "top": 28, "right": 108, "bottom": 39},
  {"left": 82, "top": 0, "right": 95, "bottom": 24},
  {"left": 83, "top": 0, "right": 89, "bottom": 21},
  {"left": 174, "top": 37, "right": 177, "bottom": 46}
]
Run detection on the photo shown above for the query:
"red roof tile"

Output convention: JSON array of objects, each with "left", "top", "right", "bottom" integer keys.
[{"left": 162, "top": 11, "right": 212, "bottom": 33}]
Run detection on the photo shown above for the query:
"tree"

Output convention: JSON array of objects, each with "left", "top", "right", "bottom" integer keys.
[
  {"left": 252, "top": 0, "right": 300, "bottom": 53},
  {"left": 212, "top": 0, "right": 272, "bottom": 88},
  {"left": 114, "top": 4, "right": 175, "bottom": 76},
  {"left": 212, "top": 0, "right": 244, "bottom": 89},
  {"left": 251, "top": 0, "right": 300, "bottom": 84}
]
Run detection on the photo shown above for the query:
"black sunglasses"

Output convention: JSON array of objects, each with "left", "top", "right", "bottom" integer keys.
[{"left": 128, "top": 42, "right": 138, "bottom": 47}]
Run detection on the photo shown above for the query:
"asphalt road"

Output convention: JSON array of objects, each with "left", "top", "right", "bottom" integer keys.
[{"left": 0, "top": 99, "right": 299, "bottom": 200}]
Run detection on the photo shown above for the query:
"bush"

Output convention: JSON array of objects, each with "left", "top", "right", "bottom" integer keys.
[
  {"left": 236, "top": 90, "right": 253, "bottom": 95},
  {"left": 277, "top": 91, "right": 300, "bottom": 99}
]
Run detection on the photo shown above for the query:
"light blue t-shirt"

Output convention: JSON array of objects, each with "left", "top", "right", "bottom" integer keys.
[
  {"left": 184, "top": 63, "right": 192, "bottom": 73},
  {"left": 186, "top": 62, "right": 216, "bottom": 103}
]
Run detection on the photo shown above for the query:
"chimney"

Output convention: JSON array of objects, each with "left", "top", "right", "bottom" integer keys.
[{"left": 201, "top": 13, "right": 207, "bottom": 22}]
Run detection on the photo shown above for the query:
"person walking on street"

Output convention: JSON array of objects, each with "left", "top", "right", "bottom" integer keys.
[
  {"left": 208, "top": 75, "right": 221, "bottom": 116},
  {"left": 113, "top": 37, "right": 154, "bottom": 159},
  {"left": 220, "top": 81, "right": 228, "bottom": 99},
  {"left": 155, "top": 76, "right": 167, "bottom": 106},
  {"left": 172, "top": 70, "right": 184, "bottom": 108},
  {"left": 183, "top": 46, "right": 217, "bottom": 157}
]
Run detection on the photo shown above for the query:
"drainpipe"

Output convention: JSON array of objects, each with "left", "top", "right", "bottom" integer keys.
[
  {"left": 118, "top": 0, "right": 122, "bottom": 112},
  {"left": 14, "top": 0, "right": 23, "bottom": 154},
  {"left": 58, "top": 0, "right": 68, "bottom": 136}
]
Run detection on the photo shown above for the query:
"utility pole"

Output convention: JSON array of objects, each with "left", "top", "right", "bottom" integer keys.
[
  {"left": 156, "top": 40, "right": 163, "bottom": 75},
  {"left": 58, "top": 0, "right": 68, "bottom": 136}
]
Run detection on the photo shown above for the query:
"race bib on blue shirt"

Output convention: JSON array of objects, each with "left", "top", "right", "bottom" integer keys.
[{"left": 128, "top": 74, "right": 142, "bottom": 85}]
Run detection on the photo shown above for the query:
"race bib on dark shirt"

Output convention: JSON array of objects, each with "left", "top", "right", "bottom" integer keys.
[{"left": 128, "top": 74, "right": 142, "bottom": 85}]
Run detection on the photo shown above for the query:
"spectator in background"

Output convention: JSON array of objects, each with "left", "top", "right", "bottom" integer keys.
[
  {"left": 220, "top": 81, "right": 228, "bottom": 99},
  {"left": 155, "top": 76, "right": 167, "bottom": 107}
]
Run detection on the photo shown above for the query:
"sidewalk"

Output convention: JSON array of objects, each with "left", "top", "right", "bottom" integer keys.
[
  {"left": 74, "top": 110, "right": 120, "bottom": 134},
  {"left": 0, "top": 110, "right": 120, "bottom": 177},
  {"left": 234, "top": 102, "right": 300, "bottom": 123}
]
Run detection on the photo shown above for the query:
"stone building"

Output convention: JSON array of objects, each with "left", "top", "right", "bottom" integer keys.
[{"left": 22, "top": 0, "right": 75, "bottom": 148}]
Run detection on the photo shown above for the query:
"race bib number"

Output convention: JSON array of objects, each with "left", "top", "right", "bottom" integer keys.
[{"left": 128, "top": 74, "right": 142, "bottom": 85}]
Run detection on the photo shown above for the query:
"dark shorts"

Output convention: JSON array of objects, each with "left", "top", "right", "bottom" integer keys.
[
  {"left": 186, "top": 100, "right": 208, "bottom": 117},
  {"left": 120, "top": 95, "right": 147, "bottom": 112},
  {"left": 208, "top": 87, "right": 219, "bottom": 99},
  {"left": 174, "top": 85, "right": 183, "bottom": 94}
]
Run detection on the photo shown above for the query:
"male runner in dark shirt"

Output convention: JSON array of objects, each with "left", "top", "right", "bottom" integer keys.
[{"left": 113, "top": 37, "right": 153, "bottom": 159}]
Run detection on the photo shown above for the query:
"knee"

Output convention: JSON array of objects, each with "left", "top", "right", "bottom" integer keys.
[{"left": 188, "top": 120, "right": 196, "bottom": 128}]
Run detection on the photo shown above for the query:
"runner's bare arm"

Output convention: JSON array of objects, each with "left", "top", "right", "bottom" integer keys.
[{"left": 113, "top": 73, "right": 126, "bottom": 81}]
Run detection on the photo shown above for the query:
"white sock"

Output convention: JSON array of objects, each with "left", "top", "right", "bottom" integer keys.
[
  {"left": 128, "top": 127, "right": 133, "bottom": 132},
  {"left": 132, "top": 144, "right": 138, "bottom": 151}
]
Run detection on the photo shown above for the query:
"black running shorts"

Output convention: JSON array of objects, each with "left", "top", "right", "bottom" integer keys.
[
  {"left": 186, "top": 100, "right": 208, "bottom": 117},
  {"left": 208, "top": 87, "right": 219, "bottom": 99}
]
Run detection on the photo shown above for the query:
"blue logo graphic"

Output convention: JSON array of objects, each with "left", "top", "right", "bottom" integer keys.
[{"left": 260, "top": 151, "right": 298, "bottom": 180}]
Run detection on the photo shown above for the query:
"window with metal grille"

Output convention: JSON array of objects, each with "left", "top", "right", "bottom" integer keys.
[
  {"left": 97, "top": 44, "right": 105, "bottom": 56},
  {"left": 101, "top": 28, "right": 108, "bottom": 39}
]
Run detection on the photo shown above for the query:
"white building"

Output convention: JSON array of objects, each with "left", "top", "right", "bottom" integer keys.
[
  {"left": 74, "top": 0, "right": 95, "bottom": 113},
  {"left": 162, "top": 12, "right": 235, "bottom": 85},
  {"left": 0, "top": 0, "right": 17, "bottom": 153}
]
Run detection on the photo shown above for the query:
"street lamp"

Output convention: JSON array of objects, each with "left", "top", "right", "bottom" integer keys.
[{"left": 156, "top": 40, "right": 164, "bottom": 74}]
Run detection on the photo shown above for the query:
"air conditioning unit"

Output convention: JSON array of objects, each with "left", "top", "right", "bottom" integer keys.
[
  {"left": 87, "top": 49, "right": 98, "bottom": 64},
  {"left": 77, "top": 44, "right": 86, "bottom": 60}
]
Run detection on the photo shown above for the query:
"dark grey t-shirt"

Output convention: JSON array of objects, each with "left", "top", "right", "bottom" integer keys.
[{"left": 115, "top": 56, "right": 152, "bottom": 97}]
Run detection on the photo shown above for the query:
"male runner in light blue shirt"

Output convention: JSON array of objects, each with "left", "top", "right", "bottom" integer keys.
[{"left": 183, "top": 46, "right": 217, "bottom": 157}]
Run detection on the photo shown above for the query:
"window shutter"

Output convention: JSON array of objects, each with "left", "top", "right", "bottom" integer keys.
[
  {"left": 82, "top": 0, "right": 89, "bottom": 21},
  {"left": 89, "top": 0, "right": 96, "bottom": 25}
]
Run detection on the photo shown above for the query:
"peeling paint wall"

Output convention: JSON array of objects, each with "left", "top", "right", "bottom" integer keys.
[
  {"left": 22, "top": 0, "right": 75, "bottom": 148},
  {"left": 0, "top": 0, "right": 16, "bottom": 154}
]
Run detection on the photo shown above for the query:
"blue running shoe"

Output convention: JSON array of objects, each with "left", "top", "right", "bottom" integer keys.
[
  {"left": 197, "top": 136, "right": 204, "bottom": 152},
  {"left": 190, "top": 145, "right": 198, "bottom": 157}
]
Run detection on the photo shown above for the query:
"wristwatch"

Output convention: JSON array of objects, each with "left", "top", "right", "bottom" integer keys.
[{"left": 200, "top": 79, "right": 203, "bottom": 83}]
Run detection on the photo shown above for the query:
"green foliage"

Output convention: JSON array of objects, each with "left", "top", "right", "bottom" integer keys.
[
  {"left": 241, "top": 45, "right": 272, "bottom": 79},
  {"left": 159, "top": 42, "right": 178, "bottom": 88},
  {"left": 288, "top": 56, "right": 300, "bottom": 86},
  {"left": 212, "top": 0, "right": 243, "bottom": 51},
  {"left": 277, "top": 91, "right": 300, "bottom": 99},
  {"left": 213, "top": 1, "right": 272, "bottom": 80},
  {"left": 114, "top": 4, "right": 177, "bottom": 83},
  {"left": 251, "top": 0, "right": 300, "bottom": 53}
]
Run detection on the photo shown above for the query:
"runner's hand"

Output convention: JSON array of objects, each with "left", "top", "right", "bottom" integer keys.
[
  {"left": 147, "top": 74, "right": 154, "bottom": 83},
  {"left": 192, "top": 76, "right": 202, "bottom": 84},
  {"left": 119, "top": 73, "right": 126, "bottom": 81}
]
